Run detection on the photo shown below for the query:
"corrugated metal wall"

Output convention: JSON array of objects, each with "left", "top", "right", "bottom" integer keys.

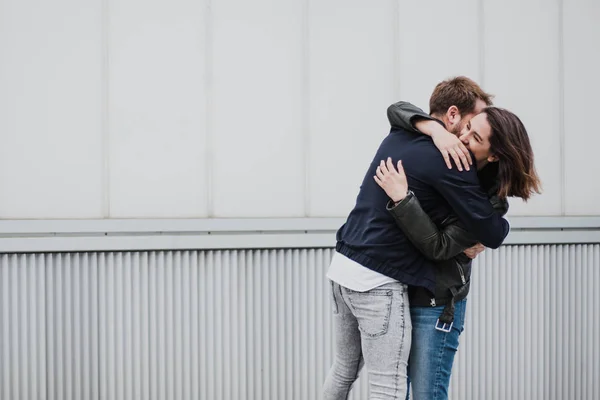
[{"left": 1, "top": 246, "right": 598, "bottom": 400}]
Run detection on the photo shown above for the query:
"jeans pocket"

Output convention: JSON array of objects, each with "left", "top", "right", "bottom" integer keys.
[{"left": 347, "top": 289, "right": 393, "bottom": 338}]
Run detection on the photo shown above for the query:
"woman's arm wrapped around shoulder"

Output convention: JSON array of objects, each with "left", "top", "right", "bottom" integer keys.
[
  {"left": 387, "top": 101, "right": 434, "bottom": 132},
  {"left": 387, "top": 101, "right": 472, "bottom": 171}
]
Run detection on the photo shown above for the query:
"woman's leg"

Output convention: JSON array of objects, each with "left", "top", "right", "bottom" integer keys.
[{"left": 407, "top": 299, "right": 468, "bottom": 400}]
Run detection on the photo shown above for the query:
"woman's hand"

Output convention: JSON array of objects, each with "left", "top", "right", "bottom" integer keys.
[
  {"left": 415, "top": 120, "right": 472, "bottom": 171},
  {"left": 374, "top": 157, "right": 408, "bottom": 203}
]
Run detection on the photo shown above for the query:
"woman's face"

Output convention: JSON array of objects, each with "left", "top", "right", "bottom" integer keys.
[{"left": 458, "top": 113, "right": 497, "bottom": 169}]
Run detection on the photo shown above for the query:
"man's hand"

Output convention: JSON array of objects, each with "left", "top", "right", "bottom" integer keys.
[
  {"left": 374, "top": 157, "right": 408, "bottom": 203},
  {"left": 464, "top": 243, "right": 485, "bottom": 259}
]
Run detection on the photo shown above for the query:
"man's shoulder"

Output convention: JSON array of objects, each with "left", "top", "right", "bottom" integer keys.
[
  {"left": 387, "top": 131, "right": 447, "bottom": 169},
  {"left": 388, "top": 128, "right": 439, "bottom": 152},
  {"left": 389, "top": 127, "right": 423, "bottom": 139}
]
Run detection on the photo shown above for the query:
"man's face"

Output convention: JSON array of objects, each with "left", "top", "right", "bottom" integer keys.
[
  {"left": 457, "top": 112, "right": 495, "bottom": 169},
  {"left": 452, "top": 98, "right": 488, "bottom": 135}
]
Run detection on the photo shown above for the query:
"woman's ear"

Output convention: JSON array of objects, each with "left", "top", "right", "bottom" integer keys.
[{"left": 487, "top": 154, "right": 499, "bottom": 163}]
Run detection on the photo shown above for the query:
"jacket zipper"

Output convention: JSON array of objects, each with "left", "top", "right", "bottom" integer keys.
[{"left": 457, "top": 263, "right": 466, "bottom": 285}]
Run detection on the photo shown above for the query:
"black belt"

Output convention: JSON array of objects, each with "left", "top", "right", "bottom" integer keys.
[{"left": 435, "top": 283, "right": 469, "bottom": 333}]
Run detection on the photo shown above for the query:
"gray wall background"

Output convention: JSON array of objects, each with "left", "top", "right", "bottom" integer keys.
[{"left": 0, "top": 0, "right": 599, "bottom": 219}]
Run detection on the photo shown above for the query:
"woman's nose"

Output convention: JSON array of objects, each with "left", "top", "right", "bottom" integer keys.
[{"left": 459, "top": 134, "right": 470, "bottom": 146}]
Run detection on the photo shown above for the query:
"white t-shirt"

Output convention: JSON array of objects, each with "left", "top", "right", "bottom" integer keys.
[{"left": 326, "top": 251, "right": 397, "bottom": 292}]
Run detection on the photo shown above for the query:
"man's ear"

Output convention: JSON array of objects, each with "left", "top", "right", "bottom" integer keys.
[{"left": 446, "top": 105, "right": 462, "bottom": 128}]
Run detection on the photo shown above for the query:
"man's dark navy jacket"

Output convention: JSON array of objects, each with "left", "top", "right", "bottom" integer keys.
[{"left": 336, "top": 128, "right": 509, "bottom": 293}]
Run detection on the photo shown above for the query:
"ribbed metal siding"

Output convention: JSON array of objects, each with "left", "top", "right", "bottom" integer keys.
[
  {"left": 0, "top": 254, "right": 46, "bottom": 400},
  {"left": 0, "top": 246, "right": 598, "bottom": 400},
  {"left": 453, "top": 245, "right": 600, "bottom": 400}
]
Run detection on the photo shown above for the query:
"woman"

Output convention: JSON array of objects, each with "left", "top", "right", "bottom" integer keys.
[{"left": 374, "top": 102, "right": 541, "bottom": 400}]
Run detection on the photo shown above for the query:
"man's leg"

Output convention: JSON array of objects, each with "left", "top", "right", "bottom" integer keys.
[
  {"left": 345, "top": 282, "right": 411, "bottom": 400},
  {"left": 323, "top": 281, "right": 363, "bottom": 400},
  {"left": 407, "top": 299, "right": 468, "bottom": 400}
]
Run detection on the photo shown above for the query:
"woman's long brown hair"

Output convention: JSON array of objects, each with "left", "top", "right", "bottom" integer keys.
[{"left": 484, "top": 107, "right": 542, "bottom": 200}]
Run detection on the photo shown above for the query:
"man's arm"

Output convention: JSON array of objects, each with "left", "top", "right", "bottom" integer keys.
[
  {"left": 387, "top": 101, "right": 435, "bottom": 132},
  {"left": 433, "top": 168, "right": 509, "bottom": 249}
]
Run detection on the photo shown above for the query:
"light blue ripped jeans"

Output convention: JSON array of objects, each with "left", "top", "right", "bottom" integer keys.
[{"left": 323, "top": 281, "right": 412, "bottom": 400}]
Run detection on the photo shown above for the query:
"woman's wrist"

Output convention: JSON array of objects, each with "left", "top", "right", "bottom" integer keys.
[
  {"left": 429, "top": 125, "right": 452, "bottom": 139},
  {"left": 392, "top": 189, "right": 410, "bottom": 203},
  {"left": 414, "top": 120, "right": 443, "bottom": 137}
]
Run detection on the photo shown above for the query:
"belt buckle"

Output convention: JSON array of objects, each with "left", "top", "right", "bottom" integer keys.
[{"left": 435, "top": 319, "right": 453, "bottom": 333}]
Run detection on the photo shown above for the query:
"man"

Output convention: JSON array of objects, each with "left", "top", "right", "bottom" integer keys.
[{"left": 322, "top": 77, "right": 508, "bottom": 400}]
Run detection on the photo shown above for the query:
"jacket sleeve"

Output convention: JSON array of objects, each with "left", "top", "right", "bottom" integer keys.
[
  {"left": 433, "top": 167, "right": 510, "bottom": 249},
  {"left": 387, "top": 192, "right": 476, "bottom": 261},
  {"left": 387, "top": 191, "right": 510, "bottom": 261},
  {"left": 387, "top": 101, "right": 436, "bottom": 132}
]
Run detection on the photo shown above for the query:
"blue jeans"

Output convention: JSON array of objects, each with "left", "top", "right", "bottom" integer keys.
[
  {"left": 406, "top": 299, "right": 467, "bottom": 400},
  {"left": 323, "top": 281, "right": 412, "bottom": 400}
]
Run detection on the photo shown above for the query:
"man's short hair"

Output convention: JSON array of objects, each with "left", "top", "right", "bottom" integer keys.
[{"left": 429, "top": 76, "right": 494, "bottom": 116}]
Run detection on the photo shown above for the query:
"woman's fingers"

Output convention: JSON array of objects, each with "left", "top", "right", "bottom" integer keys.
[
  {"left": 375, "top": 165, "right": 386, "bottom": 181},
  {"left": 385, "top": 157, "right": 395, "bottom": 173},
  {"left": 396, "top": 160, "right": 405, "bottom": 176},
  {"left": 377, "top": 158, "right": 406, "bottom": 180},
  {"left": 379, "top": 159, "right": 388, "bottom": 174},
  {"left": 455, "top": 147, "right": 470, "bottom": 171},
  {"left": 375, "top": 159, "right": 408, "bottom": 202},
  {"left": 458, "top": 143, "right": 473, "bottom": 166},
  {"left": 441, "top": 149, "right": 452, "bottom": 169},
  {"left": 377, "top": 158, "right": 405, "bottom": 178},
  {"left": 452, "top": 145, "right": 471, "bottom": 171},
  {"left": 373, "top": 174, "right": 383, "bottom": 187},
  {"left": 448, "top": 149, "right": 463, "bottom": 172}
]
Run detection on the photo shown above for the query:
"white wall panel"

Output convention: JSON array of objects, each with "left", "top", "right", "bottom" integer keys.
[
  {"left": 108, "top": 0, "right": 208, "bottom": 217},
  {"left": 308, "top": 0, "right": 397, "bottom": 217},
  {"left": 211, "top": 0, "right": 305, "bottom": 217},
  {"left": 564, "top": 0, "right": 600, "bottom": 215},
  {"left": 483, "top": 0, "right": 562, "bottom": 216},
  {"left": 0, "top": 0, "right": 104, "bottom": 218},
  {"left": 397, "top": 0, "right": 481, "bottom": 112},
  {"left": 1, "top": 0, "right": 599, "bottom": 219}
]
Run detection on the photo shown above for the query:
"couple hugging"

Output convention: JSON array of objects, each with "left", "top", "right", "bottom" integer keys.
[{"left": 323, "top": 76, "right": 541, "bottom": 400}]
